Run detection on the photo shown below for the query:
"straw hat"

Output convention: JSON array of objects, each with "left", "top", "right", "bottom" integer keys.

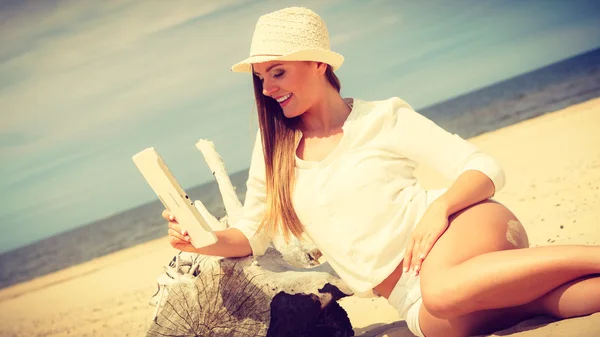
[{"left": 231, "top": 7, "right": 344, "bottom": 73}]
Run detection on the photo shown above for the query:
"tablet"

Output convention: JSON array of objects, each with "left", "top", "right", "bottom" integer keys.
[{"left": 132, "top": 147, "right": 218, "bottom": 248}]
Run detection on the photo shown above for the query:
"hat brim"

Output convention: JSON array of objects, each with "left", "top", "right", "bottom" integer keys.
[{"left": 231, "top": 49, "right": 344, "bottom": 73}]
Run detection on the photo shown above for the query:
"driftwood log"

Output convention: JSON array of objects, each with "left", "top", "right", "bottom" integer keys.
[{"left": 146, "top": 140, "right": 354, "bottom": 337}]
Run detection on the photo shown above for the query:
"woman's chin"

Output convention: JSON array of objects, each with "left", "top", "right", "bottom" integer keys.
[{"left": 282, "top": 109, "right": 303, "bottom": 119}]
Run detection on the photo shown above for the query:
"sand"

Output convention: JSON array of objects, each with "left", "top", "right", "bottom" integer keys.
[{"left": 1, "top": 98, "right": 599, "bottom": 337}]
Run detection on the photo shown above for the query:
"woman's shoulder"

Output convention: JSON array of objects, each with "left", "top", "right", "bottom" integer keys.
[
  {"left": 343, "top": 97, "right": 418, "bottom": 139},
  {"left": 351, "top": 96, "right": 416, "bottom": 121}
]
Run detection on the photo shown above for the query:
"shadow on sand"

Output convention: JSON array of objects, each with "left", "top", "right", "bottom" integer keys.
[{"left": 354, "top": 316, "right": 559, "bottom": 337}]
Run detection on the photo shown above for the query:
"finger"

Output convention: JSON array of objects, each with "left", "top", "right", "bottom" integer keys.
[
  {"left": 161, "top": 210, "right": 171, "bottom": 221},
  {"left": 167, "top": 221, "right": 188, "bottom": 236},
  {"left": 168, "top": 228, "right": 190, "bottom": 242},
  {"left": 167, "top": 220, "right": 180, "bottom": 232},
  {"left": 163, "top": 211, "right": 178, "bottom": 223},
  {"left": 411, "top": 240, "right": 423, "bottom": 276},
  {"left": 420, "top": 233, "right": 438, "bottom": 261},
  {"left": 169, "top": 235, "right": 188, "bottom": 248},
  {"left": 403, "top": 238, "right": 416, "bottom": 274}
]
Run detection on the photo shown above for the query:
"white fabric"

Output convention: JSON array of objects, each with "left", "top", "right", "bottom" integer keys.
[
  {"left": 406, "top": 298, "right": 425, "bottom": 337},
  {"left": 387, "top": 271, "right": 424, "bottom": 336},
  {"left": 231, "top": 96, "right": 505, "bottom": 297},
  {"left": 387, "top": 188, "right": 447, "bottom": 336},
  {"left": 388, "top": 271, "right": 422, "bottom": 319}
]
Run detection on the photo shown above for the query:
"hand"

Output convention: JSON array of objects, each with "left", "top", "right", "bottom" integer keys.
[
  {"left": 403, "top": 201, "right": 450, "bottom": 276},
  {"left": 162, "top": 210, "right": 197, "bottom": 253}
]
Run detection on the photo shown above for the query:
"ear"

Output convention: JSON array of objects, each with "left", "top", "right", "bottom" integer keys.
[{"left": 315, "top": 62, "right": 328, "bottom": 75}]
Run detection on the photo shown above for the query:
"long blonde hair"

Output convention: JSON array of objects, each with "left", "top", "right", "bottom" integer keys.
[{"left": 253, "top": 64, "right": 341, "bottom": 241}]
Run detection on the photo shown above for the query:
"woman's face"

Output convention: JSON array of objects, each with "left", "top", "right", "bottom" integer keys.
[{"left": 253, "top": 61, "right": 327, "bottom": 118}]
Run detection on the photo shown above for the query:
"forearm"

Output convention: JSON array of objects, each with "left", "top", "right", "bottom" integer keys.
[
  {"left": 194, "top": 227, "right": 253, "bottom": 258},
  {"left": 435, "top": 170, "right": 496, "bottom": 217}
]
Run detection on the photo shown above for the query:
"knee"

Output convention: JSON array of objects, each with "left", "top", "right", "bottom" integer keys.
[{"left": 421, "top": 282, "right": 459, "bottom": 319}]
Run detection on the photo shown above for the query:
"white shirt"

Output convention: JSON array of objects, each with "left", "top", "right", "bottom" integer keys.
[{"left": 231, "top": 97, "right": 505, "bottom": 297}]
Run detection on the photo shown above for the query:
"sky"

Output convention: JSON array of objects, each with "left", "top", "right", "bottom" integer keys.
[{"left": 1, "top": 0, "right": 599, "bottom": 254}]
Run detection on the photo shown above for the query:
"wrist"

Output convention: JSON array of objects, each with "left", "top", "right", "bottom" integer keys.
[{"left": 431, "top": 196, "right": 452, "bottom": 217}]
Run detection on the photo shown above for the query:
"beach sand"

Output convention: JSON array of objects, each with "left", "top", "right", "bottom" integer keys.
[{"left": 1, "top": 98, "right": 599, "bottom": 337}]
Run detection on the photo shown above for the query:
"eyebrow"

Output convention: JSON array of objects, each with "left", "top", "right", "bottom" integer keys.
[{"left": 253, "top": 63, "right": 283, "bottom": 76}]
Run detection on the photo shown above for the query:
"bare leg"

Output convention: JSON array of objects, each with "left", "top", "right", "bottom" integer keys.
[
  {"left": 418, "top": 303, "right": 536, "bottom": 337},
  {"left": 419, "top": 201, "right": 600, "bottom": 318},
  {"left": 424, "top": 245, "right": 599, "bottom": 316},
  {"left": 419, "top": 274, "right": 600, "bottom": 337},
  {"left": 534, "top": 274, "right": 600, "bottom": 318}
]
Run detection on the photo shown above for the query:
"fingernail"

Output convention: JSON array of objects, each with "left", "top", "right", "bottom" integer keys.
[
  {"left": 185, "top": 236, "right": 190, "bottom": 241},
  {"left": 419, "top": 253, "right": 425, "bottom": 259},
  {"left": 168, "top": 215, "right": 174, "bottom": 221},
  {"left": 181, "top": 229, "right": 187, "bottom": 236},
  {"left": 403, "top": 267, "right": 408, "bottom": 273}
]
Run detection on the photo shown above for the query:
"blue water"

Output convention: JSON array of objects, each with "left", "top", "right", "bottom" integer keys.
[{"left": 1, "top": 47, "right": 599, "bottom": 290}]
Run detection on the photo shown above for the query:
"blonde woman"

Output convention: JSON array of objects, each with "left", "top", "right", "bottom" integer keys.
[{"left": 162, "top": 7, "right": 600, "bottom": 337}]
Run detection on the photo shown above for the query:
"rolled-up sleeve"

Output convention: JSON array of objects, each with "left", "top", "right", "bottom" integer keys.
[
  {"left": 230, "top": 132, "right": 272, "bottom": 256},
  {"left": 390, "top": 98, "right": 505, "bottom": 193}
]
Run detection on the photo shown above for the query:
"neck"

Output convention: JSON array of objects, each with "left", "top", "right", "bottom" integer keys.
[{"left": 299, "top": 88, "right": 351, "bottom": 136}]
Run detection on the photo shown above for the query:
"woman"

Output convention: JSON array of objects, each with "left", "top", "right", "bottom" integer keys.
[{"left": 162, "top": 7, "right": 600, "bottom": 337}]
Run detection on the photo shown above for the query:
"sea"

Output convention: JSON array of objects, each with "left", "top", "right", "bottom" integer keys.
[{"left": 1, "top": 47, "right": 599, "bottom": 291}]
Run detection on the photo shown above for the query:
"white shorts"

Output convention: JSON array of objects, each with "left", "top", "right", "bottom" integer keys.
[{"left": 387, "top": 271, "right": 425, "bottom": 337}]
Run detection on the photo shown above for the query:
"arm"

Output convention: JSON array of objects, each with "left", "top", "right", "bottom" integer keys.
[
  {"left": 402, "top": 170, "right": 496, "bottom": 275},
  {"left": 193, "top": 227, "right": 252, "bottom": 258},
  {"left": 390, "top": 99, "right": 506, "bottom": 273},
  {"left": 433, "top": 170, "right": 495, "bottom": 218},
  {"left": 228, "top": 131, "right": 272, "bottom": 256},
  {"left": 166, "top": 132, "right": 272, "bottom": 257},
  {"left": 391, "top": 100, "right": 505, "bottom": 200},
  {"left": 164, "top": 218, "right": 253, "bottom": 257}
]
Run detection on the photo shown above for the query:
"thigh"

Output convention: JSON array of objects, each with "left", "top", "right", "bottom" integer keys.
[
  {"left": 419, "top": 302, "right": 536, "bottom": 337},
  {"left": 421, "top": 200, "right": 528, "bottom": 274}
]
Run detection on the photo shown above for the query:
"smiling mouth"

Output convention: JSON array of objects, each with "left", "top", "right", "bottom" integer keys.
[{"left": 276, "top": 93, "right": 292, "bottom": 104}]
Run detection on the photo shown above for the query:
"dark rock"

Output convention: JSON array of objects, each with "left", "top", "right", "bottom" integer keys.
[{"left": 267, "top": 285, "right": 354, "bottom": 337}]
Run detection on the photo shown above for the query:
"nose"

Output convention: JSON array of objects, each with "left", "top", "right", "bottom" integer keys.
[{"left": 262, "top": 78, "right": 278, "bottom": 97}]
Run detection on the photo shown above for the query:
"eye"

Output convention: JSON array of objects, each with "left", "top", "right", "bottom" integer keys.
[{"left": 273, "top": 70, "right": 285, "bottom": 78}]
